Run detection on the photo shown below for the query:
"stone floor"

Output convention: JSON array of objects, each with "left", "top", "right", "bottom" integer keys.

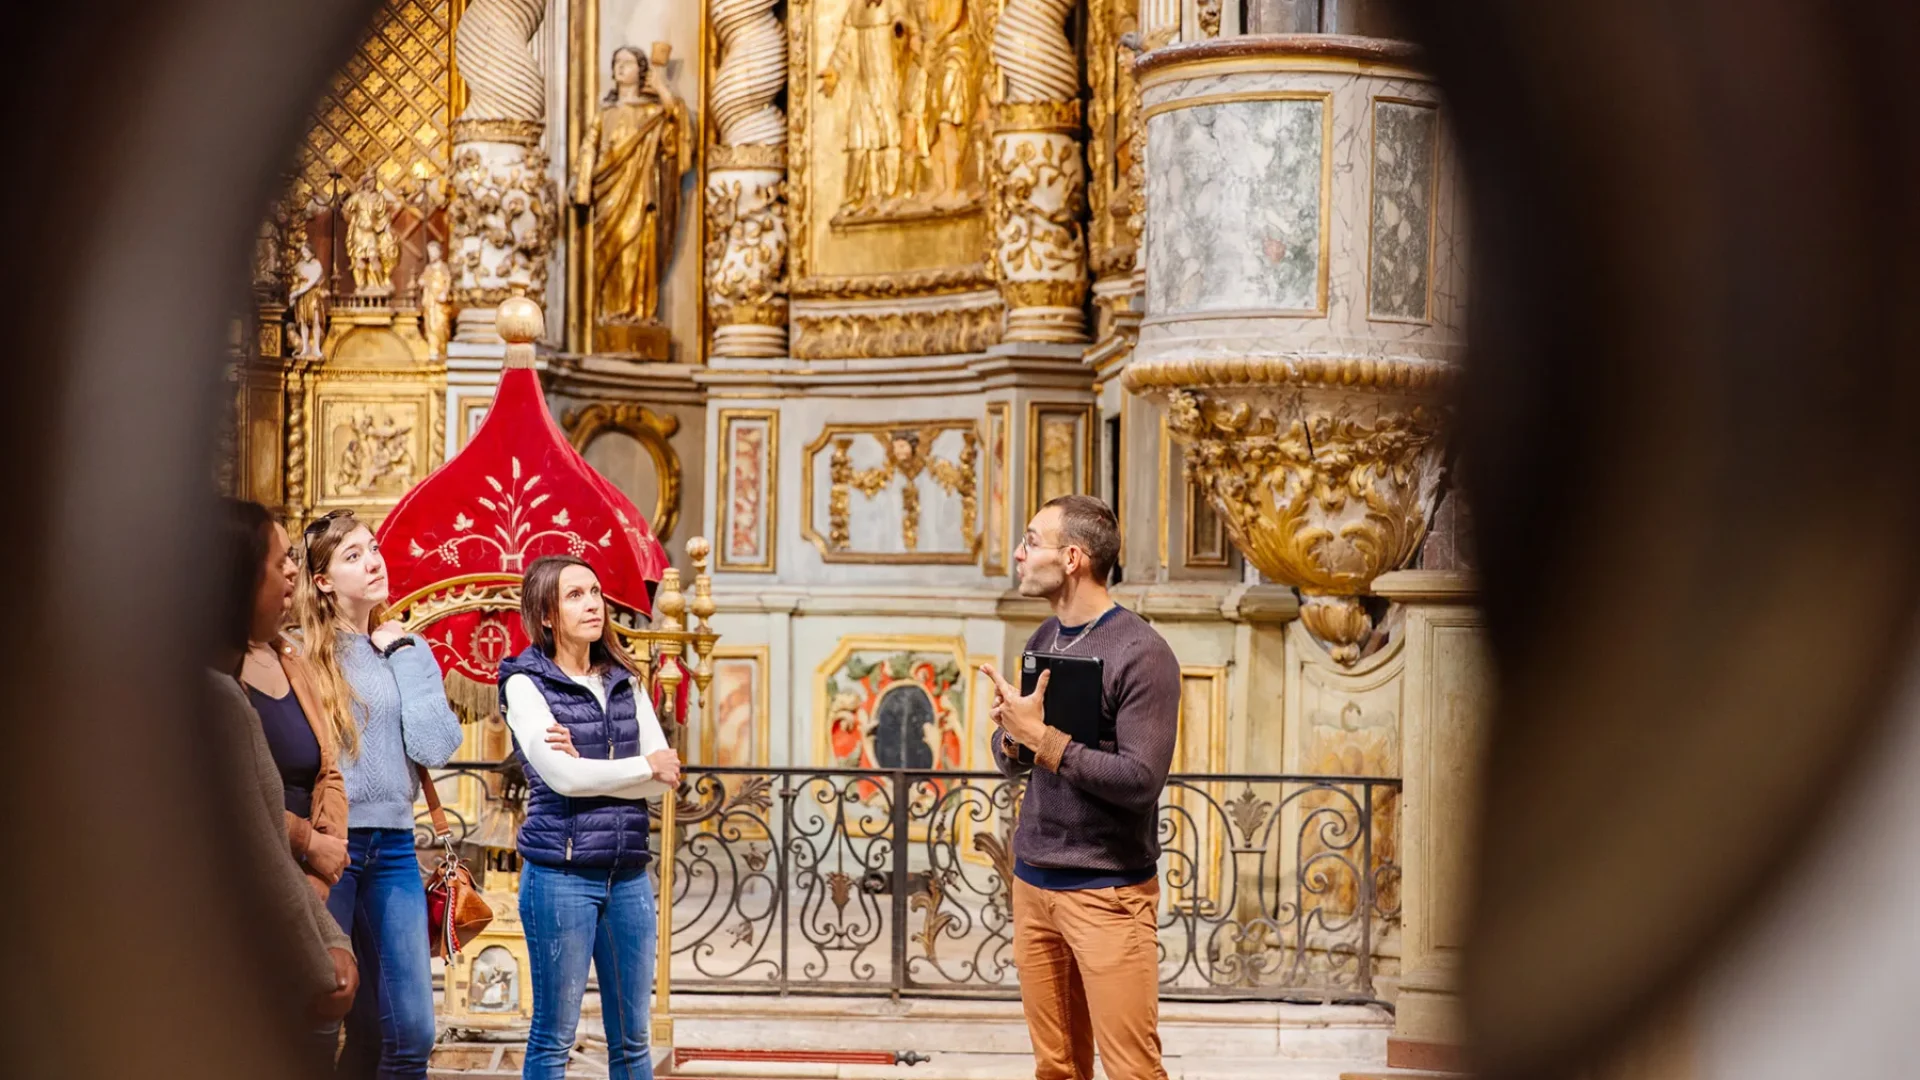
[{"left": 429, "top": 993, "right": 1394, "bottom": 1078}]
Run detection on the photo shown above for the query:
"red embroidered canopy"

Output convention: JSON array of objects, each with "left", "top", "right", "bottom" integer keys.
[{"left": 376, "top": 297, "right": 671, "bottom": 714}]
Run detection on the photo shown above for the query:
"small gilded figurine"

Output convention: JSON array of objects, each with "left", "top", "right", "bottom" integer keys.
[
  {"left": 419, "top": 240, "right": 453, "bottom": 357},
  {"left": 344, "top": 172, "right": 400, "bottom": 296},
  {"left": 288, "top": 240, "right": 327, "bottom": 358}
]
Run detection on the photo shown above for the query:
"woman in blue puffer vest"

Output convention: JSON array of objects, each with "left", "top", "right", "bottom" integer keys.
[{"left": 500, "top": 555, "right": 682, "bottom": 1080}]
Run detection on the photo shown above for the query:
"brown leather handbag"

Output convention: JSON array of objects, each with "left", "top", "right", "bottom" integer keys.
[{"left": 417, "top": 764, "right": 493, "bottom": 959}]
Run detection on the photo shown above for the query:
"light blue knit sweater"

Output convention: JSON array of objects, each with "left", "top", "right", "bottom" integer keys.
[{"left": 335, "top": 633, "right": 464, "bottom": 831}]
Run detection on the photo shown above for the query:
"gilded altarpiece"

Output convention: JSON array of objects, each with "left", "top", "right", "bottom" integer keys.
[{"left": 788, "top": 0, "right": 1005, "bottom": 358}]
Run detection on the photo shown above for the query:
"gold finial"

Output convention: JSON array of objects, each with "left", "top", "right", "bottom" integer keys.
[
  {"left": 656, "top": 567, "right": 686, "bottom": 635},
  {"left": 686, "top": 537, "right": 714, "bottom": 635},
  {"left": 498, "top": 292, "right": 542, "bottom": 368}
]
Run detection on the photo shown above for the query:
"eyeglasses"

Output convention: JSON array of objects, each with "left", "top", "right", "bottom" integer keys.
[{"left": 1016, "top": 533, "right": 1069, "bottom": 555}]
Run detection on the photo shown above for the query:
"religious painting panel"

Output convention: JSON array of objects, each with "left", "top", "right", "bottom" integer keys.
[
  {"left": 1146, "top": 92, "right": 1331, "bottom": 316},
  {"left": 1368, "top": 98, "right": 1440, "bottom": 322},
  {"left": 444, "top": 928, "right": 535, "bottom": 1027},
  {"left": 812, "top": 635, "right": 974, "bottom": 844},
  {"left": 801, "top": 420, "right": 981, "bottom": 563},
  {"left": 1025, "top": 402, "right": 1095, "bottom": 521},
  {"left": 704, "top": 646, "right": 772, "bottom": 767},
  {"left": 983, "top": 402, "right": 1011, "bottom": 576},
  {"left": 715, "top": 409, "right": 780, "bottom": 572},
  {"left": 816, "top": 636, "right": 970, "bottom": 772}
]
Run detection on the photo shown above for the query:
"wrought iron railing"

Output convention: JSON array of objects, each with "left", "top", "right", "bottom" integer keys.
[{"left": 421, "top": 765, "right": 1402, "bottom": 1008}]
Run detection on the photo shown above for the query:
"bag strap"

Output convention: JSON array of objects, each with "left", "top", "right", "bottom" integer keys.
[{"left": 416, "top": 763, "right": 453, "bottom": 844}]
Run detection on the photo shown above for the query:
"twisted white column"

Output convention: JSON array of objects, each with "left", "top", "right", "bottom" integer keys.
[
  {"left": 990, "top": 0, "right": 1087, "bottom": 341},
  {"left": 991, "top": 0, "right": 1078, "bottom": 103},
  {"left": 707, "top": 0, "right": 790, "bottom": 357},
  {"left": 450, "top": 0, "right": 553, "bottom": 339},
  {"left": 711, "top": 0, "right": 786, "bottom": 146},
  {"left": 454, "top": 0, "right": 545, "bottom": 122}
]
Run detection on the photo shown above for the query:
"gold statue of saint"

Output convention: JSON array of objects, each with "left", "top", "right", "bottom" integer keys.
[
  {"left": 343, "top": 173, "right": 400, "bottom": 297},
  {"left": 574, "top": 43, "right": 690, "bottom": 358}
]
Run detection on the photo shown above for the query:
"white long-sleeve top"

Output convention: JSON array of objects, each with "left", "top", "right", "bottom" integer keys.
[{"left": 502, "top": 671, "right": 672, "bottom": 801}]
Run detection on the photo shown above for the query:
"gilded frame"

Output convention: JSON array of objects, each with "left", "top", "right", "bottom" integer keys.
[
  {"left": 703, "top": 644, "right": 773, "bottom": 767},
  {"left": 799, "top": 419, "right": 983, "bottom": 565},
  {"left": 713, "top": 408, "right": 781, "bottom": 573},
  {"left": 1025, "top": 401, "right": 1097, "bottom": 522},
  {"left": 1365, "top": 94, "right": 1443, "bottom": 325},
  {"left": 562, "top": 402, "right": 683, "bottom": 543},
  {"left": 811, "top": 633, "right": 979, "bottom": 847},
  {"left": 785, "top": 0, "right": 997, "bottom": 300},
  {"left": 1183, "top": 475, "right": 1231, "bottom": 567},
  {"left": 1169, "top": 664, "right": 1230, "bottom": 914},
  {"left": 983, "top": 401, "right": 1013, "bottom": 577}
]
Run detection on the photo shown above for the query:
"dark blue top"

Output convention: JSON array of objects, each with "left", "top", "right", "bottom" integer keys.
[{"left": 248, "top": 685, "right": 320, "bottom": 818}]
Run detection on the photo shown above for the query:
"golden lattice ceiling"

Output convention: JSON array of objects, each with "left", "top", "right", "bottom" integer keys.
[{"left": 286, "top": 0, "right": 465, "bottom": 209}]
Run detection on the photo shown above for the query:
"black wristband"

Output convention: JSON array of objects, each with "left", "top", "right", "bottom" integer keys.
[{"left": 381, "top": 637, "right": 415, "bottom": 658}]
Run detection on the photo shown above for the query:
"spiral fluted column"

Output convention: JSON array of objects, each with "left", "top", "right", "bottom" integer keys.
[
  {"left": 705, "top": 0, "right": 790, "bottom": 358},
  {"left": 989, "top": 0, "right": 1089, "bottom": 343},
  {"left": 448, "top": 0, "right": 557, "bottom": 342}
]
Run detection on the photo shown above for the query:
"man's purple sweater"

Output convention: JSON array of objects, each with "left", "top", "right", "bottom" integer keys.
[{"left": 991, "top": 606, "right": 1182, "bottom": 872}]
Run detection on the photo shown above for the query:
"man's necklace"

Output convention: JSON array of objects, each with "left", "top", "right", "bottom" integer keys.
[{"left": 1049, "top": 605, "right": 1114, "bottom": 653}]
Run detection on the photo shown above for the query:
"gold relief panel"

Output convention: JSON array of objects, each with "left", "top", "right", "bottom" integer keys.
[
  {"left": 1026, "top": 401, "right": 1095, "bottom": 520},
  {"left": 704, "top": 645, "right": 772, "bottom": 767},
  {"left": 1085, "top": 0, "right": 1142, "bottom": 277},
  {"left": 983, "top": 402, "right": 1012, "bottom": 576},
  {"left": 790, "top": 291, "right": 1003, "bottom": 360},
  {"left": 313, "top": 391, "right": 437, "bottom": 509},
  {"left": 790, "top": 0, "right": 997, "bottom": 301},
  {"left": 801, "top": 420, "right": 980, "bottom": 564},
  {"left": 563, "top": 403, "right": 683, "bottom": 545},
  {"left": 715, "top": 409, "right": 780, "bottom": 573}
]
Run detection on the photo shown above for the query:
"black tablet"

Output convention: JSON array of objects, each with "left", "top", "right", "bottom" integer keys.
[{"left": 1020, "top": 651, "right": 1107, "bottom": 749}]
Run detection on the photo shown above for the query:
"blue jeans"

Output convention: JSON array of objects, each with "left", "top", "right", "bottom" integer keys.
[
  {"left": 520, "top": 861, "right": 658, "bottom": 1080},
  {"left": 326, "top": 828, "right": 437, "bottom": 1078}
]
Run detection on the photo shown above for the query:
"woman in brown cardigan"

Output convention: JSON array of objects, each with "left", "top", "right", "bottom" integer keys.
[{"left": 236, "top": 519, "right": 351, "bottom": 898}]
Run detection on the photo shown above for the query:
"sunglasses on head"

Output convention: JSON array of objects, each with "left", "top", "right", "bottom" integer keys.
[{"left": 303, "top": 508, "right": 355, "bottom": 540}]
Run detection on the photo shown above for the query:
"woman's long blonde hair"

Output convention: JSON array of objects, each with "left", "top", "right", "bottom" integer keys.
[{"left": 293, "top": 511, "right": 385, "bottom": 758}]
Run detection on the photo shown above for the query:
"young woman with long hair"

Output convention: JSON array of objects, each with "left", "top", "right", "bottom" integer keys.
[
  {"left": 216, "top": 498, "right": 358, "bottom": 1058},
  {"left": 499, "top": 554, "right": 681, "bottom": 1080},
  {"left": 295, "top": 509, "right": 463, "bottom": 1079}
]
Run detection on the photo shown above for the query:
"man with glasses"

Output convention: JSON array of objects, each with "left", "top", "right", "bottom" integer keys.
[{"left": 981, "top": 495, "right": 1180, "bottom": 1080}]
